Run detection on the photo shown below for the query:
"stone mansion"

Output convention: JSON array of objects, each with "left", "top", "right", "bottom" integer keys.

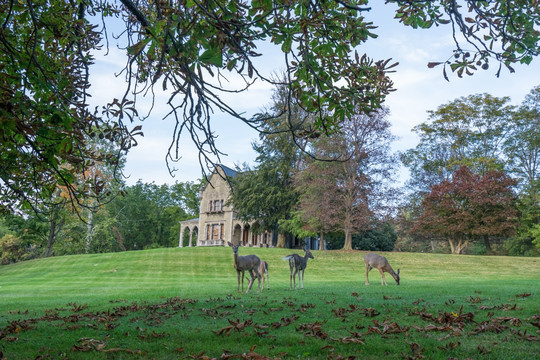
[{"left": 178, "top": 164, "right": 278, "bottom": 248}]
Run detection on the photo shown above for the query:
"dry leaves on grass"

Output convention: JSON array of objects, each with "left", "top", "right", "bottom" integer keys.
[
  {"left": 510, "top": 329, "right": 540, "bottom": 342},
  {"left": 437, "top": 341, "right": 461, "bottom": 351},
  {"left": 332, "top": 305, "right": 380, "bottom": 321},
  {"left": 412, "top": 324, "right": 458, "bottom": 334},
  {"left": 402, "top": 341, "right": 425, "bottom": 360},
  {"left": 188, "top": 346, "right": 282, "bottom": 360},
  {"left": 201, "top": 308, "right": 233, "bottom": 319},
  {"left": 331, "top": 331, "right": 365, "bottom": 345},
  {"left": 72, "top": 337, "right": 142, "bottom": 355},
  {"left": 478, "top": 303, "right": 520, "bottom": 311},
  {"left": 367, "top": 320, "right": 409, "bottom": 335},
  {"left": 418, "top": 305, "right": 475, "bottom": 327},
  {"left": 136, "top": 329, "right": 167, "bottom": 340},
  {"left": 215, "top": 319, "right": 253, "bottom": 336},
  {"left": 296, "top": 321, "right": 328, "bottom": 340},
  {"left": 530, "top": 319, "right": 540, "bottom": 333},
  {"left": 260, "top": 314, "right": 300, "bottom": 330}
]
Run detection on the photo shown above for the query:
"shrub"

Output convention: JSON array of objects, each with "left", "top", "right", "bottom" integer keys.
[{"left": 1, "top": 234, "right": 24, "bottom": 264}]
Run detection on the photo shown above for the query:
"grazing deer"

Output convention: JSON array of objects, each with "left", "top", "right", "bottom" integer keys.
[
  {"left": 258, "top": 260, "right": 270, "bottom": 290},
  {"left": 228, "top": 242, "right": 262, "bottom": 293},
  {"left": 364, "top": 253, "right": 400, "bottom": 286},
  {"left": 282, "top": 247, "right": 314, "bottom": 290}
]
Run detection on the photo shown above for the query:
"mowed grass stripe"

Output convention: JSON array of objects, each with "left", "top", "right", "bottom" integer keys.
[
  {"left": 0, "top": 248, "right": 536, "bottom": 311},
  {"left": 0, "top": 248, "right": 539, "bottom": 359},
  {"left": 1, "top": 249, "right": 539, "bottom": 293}
]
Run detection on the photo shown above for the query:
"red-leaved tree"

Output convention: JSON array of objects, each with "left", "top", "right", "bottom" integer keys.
[{"left": 412, "top": 166, "right": 518, "bottom": 254}]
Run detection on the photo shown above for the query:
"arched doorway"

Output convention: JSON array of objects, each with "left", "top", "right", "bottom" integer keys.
[
  {"left": 242, "top": 224, "right": 250, "bottom": 246},
  {"left": 191, "top": 227, "right": 198, "bottom": 246}
]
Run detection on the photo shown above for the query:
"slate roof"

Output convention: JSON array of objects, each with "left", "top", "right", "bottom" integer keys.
[{"left": 217, "top": 164, "right": 238, "bottom": 178}]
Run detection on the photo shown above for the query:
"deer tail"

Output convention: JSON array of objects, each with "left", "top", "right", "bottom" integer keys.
[{"left": 282, "top": 256, "right": 292, "bottom": 261}]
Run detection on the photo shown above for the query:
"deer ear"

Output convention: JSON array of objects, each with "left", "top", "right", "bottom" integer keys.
[{"left": 228, "top": 241, "right": 232, "bottom": 247}]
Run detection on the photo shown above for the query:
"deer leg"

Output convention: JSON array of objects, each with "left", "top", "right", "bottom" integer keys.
[
  {"left": 246, "top": 270, "right": 255, "bottom": 293},
  {"left": 253, "top": 268, "right": 262, "bottom": 293},
  {"left": 237, "top": 271, "right": 241, "bottom": 293},
  {"left": 300, "top": 269, "right": 305, "bottom": 289},
  {"left": 289, "top": 269, "right": 293, "bottom": 290},
  {"left": 289, "top": 260, "right": 294, "bottom": 290},
  {"left": 365, "top": 264, "right": 371, "bottom": 285},
  {"left": 292, "top": 267, "right": 299, "bottom": 290},
  {"left": 378, "top": 269, "right": 387, "bottom": 286},
  {"left": 266, "top": 269, "right": 270, "bottom": 290}
]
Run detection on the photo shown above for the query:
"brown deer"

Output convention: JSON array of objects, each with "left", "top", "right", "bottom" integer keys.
[
  {"left": 282, "top": 247, "right": 314, "bottom": 290},
  {"left": 258, "top": 260, "right": 270, "bottom": 290},
  {"left": 228, "top": 242, "right": 262, "bottom": 293},
  {"left": 364, "top": 253, "right": 400, "bottom": 286}
]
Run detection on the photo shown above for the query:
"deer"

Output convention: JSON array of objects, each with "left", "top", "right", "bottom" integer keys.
[
  {"left": 282, "top": 247, "right": 314, "bottom": 290},
  {"left": 364, "top": 253, "right": 400, "bottom": 286},
  {"left": 258, "top": 260, "right": 270, "bottom": 290},
  {"left": 228, "top": 242, "right": 262, "bottom": 293}
]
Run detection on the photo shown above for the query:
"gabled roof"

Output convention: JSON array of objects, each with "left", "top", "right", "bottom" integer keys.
[
  {"left": 217, "top": 164, "right": 238, "bottom": 178},
  {"left": 199, "top": 164, "right": 238, "bottom": 193}
]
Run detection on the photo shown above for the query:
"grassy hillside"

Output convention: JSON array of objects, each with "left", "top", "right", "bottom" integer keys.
[{"left": 0, "top": 248, "right": 539, "bottom": 359}]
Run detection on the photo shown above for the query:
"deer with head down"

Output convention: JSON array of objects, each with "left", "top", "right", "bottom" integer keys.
[
  {"left": 228, "top": 242, "right": 262, "bottom": 293},
  {"left": 364, "top": 253, "right": 400, "bottom": 286}
]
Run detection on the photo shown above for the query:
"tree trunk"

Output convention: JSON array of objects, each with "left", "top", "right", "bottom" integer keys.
[
  {"left": 342, "top": 230, "right": 353, "bottom": 250},
  {"left": 483, "top": 234, "right": 493, "bottom": 254},
  {"left": 44, "top": 218, "right": 57, "bottom": 257},
  {"left": 85, "top": 210, "right": 94, "bottom": 253},
  {"left": 276, "top": 232, "right": 286, "bottom": 248},
  {"left": 112, "top": 226, "right": 127, "bottom": 251},
  {"left": 448, "top": 235, "right": 469, "bottom": 254},
  {"left": 44, "top": 204, "right": 64, "bottom": 257},
  {"left": 319, "top": 232, "right": 325, "bottom": 251}
]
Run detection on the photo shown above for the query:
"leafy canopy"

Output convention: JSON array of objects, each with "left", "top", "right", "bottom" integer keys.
[{"left": 1, "top": 0, "right": 538, "bottom": 212}]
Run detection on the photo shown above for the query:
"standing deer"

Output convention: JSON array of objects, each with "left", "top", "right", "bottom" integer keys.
[
  {"left": 258, "top": 260, "right": 270, "bottom": 290},
  {"left": 228, "top": 242, "right": 262, "bottom": 293},
  {"left": 364, "top": 253, "right": 400, "bottom": 286},
  {"left": 282, "top": 247, "right": 314, "bottom": 290}
]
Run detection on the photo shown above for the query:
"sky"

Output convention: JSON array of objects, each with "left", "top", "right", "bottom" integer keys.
[{"left": 89, "top": 3, "right": 540, "bottom": 187}]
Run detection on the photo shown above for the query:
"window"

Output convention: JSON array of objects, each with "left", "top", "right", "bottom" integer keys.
[{"left": 211, "top": 224, "right": 219, "bottom": 240}]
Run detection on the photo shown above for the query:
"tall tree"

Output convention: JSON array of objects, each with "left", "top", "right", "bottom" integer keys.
[
  {"left": 229, "top": 83, "right": 311, "bottom": 247},
  {"left": 402, "top": 93, "right": 514, "bottom": 194},
  {"left": 412, "top": 166, "right": 518, "bottom": 254},
  {"left": 2, "top": 0, "right": 538, "bottom": 211},
  {"left": 296, "top": 107, "right": 397, "bottom": 250},
  {"left": 504, "top": 85, "right": 540, "bottom": 255},
  {"left": 505, "top": 86, "right": 540, "bottom": 195}
]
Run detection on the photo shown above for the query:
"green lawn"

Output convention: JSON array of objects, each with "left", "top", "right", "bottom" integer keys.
[{"left": 0, "top": 247, "right": 539, "bottom": 359}]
